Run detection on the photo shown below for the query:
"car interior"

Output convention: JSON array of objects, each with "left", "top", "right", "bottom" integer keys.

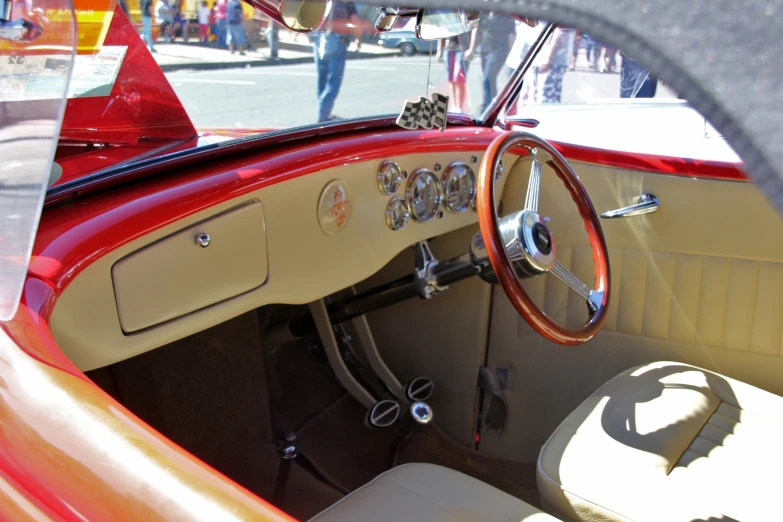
[{"left": 23, "top": 4, "right": 783, "bottom": 522}]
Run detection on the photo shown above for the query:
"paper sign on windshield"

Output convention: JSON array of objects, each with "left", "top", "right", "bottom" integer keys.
[{"left": 0, "top": 45, "right": 126, "bottom": 102}]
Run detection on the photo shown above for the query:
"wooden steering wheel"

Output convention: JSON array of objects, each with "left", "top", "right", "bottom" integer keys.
[{"left": 475, "top": 131, "right": 610, "bottom": 345}]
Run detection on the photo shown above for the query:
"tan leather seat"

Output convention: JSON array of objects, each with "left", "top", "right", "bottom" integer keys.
[
  {"left": 311, "top": 463, "right": 558, "bottom": 521},
  {"left": 538, "top": 361, "right": 783, "bottom": 521}
]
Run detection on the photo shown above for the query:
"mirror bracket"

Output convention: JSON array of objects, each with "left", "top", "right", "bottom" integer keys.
[{"left": 373, "top": 6, "right": 420, "bottom": 32}]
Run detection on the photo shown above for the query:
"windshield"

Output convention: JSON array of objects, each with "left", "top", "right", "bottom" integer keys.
[
  {"left": 506, "top": 25, "right": 680, "bottom": 112},
  {"left": 166, "top": 4, "right": 521, "bottom": 127},
  {"left": 51, "top": 2, "right": 532, "bottom": 184},
  {"left": 50, "top": 4, "right": 709, "bottom": 186}
]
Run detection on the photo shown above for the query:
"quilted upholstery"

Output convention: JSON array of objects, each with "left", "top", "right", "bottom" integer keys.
[{"left": 526, "top": 246, "right": 783, "bottom": 355}]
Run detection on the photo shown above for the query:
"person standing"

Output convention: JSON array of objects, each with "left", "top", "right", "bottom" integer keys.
[
  {"left": 170, "top": 0, "right": 189, "bottom": 42},
  {"left": 227, "top": 0, "right": 246, "bottom": 55},
  {"left": 465, "top": 12, "right": 515, "bottom": 112},
  {"left": 155, "top": 0, "right": 179, "bottom": 43},
  {"left": 215, "top": 0, "right": 228, "bottom": 48},
  {"left": 208, "top": 2, "right": 217, "bottom": 45},
  {"left": 521, "top": 24, "right": 574, "bottom": 104},
  {"left": 436, "top": 33, "right": 471, "bottom": 113},
  {"left": 198, "top": 0, "right": 211, "bottom": 44},
  {"left": 310, "top": 2, "right": 361, "bottom": 122},
  {"left": 141, "top": 0, "right": 156, "bottom": 52}
]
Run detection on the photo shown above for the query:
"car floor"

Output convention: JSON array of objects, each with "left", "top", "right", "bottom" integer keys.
[{"left": 87, "top": 307, "right": 540, "bottom": 520}]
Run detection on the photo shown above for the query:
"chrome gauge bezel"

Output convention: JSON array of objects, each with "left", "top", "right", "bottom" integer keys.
[
  {"left": 405, "top": 168, "right": 442, "bottom": 222},
  {"left": 385, "top": 196, "right": 410, "bottom": 231},
  {"left": 441, "top": 161, "right": 476, "bottom": 213},
  {"left": 377, "top": 161, "right": 403, "bottom": 195}
]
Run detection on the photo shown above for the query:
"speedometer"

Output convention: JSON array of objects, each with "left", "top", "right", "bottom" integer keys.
[
  {"left": 441, "top": 162, "right": 476, "bottom": 212},
  {"left": 405, "top": 169, "right": 442, "bottom": 222}
]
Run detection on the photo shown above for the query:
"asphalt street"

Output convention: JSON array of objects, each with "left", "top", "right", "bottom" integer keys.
[{"left": 166, "top": 54, "right": 674, "bottom": 130}]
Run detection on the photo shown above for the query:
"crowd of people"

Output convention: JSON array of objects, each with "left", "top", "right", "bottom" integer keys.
[
  {"left": 139, "top": 0, "right": 248, "bottom": 54},
  {"left": 434, "top": 19, "right": 658, "bottom": 114},
  {"left": 133, "top": 0, "right": 657, "bottom": 122}
]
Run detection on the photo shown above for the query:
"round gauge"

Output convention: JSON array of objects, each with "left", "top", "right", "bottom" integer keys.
[
  {"left": 405, "top": 169, "right": 442, "bottom": 222},
  {"left": 441, "top": 162, "right": 476, "bottom": 212},
  {"left": 377, "top": 161, "right": 403, "bottom": 195},
  {"left": 385, "top": 197, "right": 410, "bottom": 231}
]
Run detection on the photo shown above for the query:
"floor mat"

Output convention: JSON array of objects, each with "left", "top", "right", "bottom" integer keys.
[
  {"left": 87, "top": 311, "right": 343, "bottom": 521},
  {"left": 396, "top": 424, "right": 542, "bottom": 509},
  {"left": 295, "top": 394, "right": 405, "bottom": 493},
  {"left": 265, "top": 337, "right": 346, "bottom": 434}
]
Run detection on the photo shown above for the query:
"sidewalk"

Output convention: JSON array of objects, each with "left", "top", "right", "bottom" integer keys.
[{"left": 152, "top": 40, "right": 397, "bottom": 72}]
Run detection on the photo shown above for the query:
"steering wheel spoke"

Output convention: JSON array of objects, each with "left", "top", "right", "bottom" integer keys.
[
  {"left": 550, "top": 260, "right": 590, "bottom": 300},
  {"left": 524, "top": 159, "right": 542, "bottom": 212}
]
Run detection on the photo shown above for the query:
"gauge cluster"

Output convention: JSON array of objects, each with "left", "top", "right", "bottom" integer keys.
[{"left": 378, "top": 158, "right": 493, "bottom": 231}]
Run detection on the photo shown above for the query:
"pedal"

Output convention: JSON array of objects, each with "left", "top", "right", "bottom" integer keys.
[
  {"left": 406, "top": 377, "right": 434, "bottom": 402},
  {"left": 367, "top": 399, "right": 401, "bottom": 429}
]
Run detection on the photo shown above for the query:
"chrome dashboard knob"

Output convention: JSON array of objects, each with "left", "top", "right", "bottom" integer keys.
[
  {"left": 410, "top": 401, "right": 433, "bottom": 425},
  {"left": 195, "top": 233, "right": 211, "bottom": 248}
]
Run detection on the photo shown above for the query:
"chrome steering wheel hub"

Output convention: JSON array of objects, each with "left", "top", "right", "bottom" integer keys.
[{"left": 499, "top": 210, "right": 556, "bottom": 276}]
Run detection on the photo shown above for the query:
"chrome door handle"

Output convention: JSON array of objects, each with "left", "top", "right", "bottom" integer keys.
[{"left": 600, "top": 194, "right": 659, "bottom": 219}]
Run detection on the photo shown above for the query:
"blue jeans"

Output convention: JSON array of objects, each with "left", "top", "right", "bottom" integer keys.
[
  {"left": 312, "top": 33, "right": 349, "bottom": 122},
  {"left": 481, "top": 51, "right": 505, "bottom": 111},
  {"left": 141, "top": 16, "right": 154, "bottom": 50},
  {"left": 217, "top": 19, "right": 228, "bottom": 47}
]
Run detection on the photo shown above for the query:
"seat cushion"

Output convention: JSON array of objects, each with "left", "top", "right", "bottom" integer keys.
[
  {"left": 537, "top": 361, "right": 783, "bottom": 522},
  {"left": 311, "top": 463, "right": 558, "bottom": 522}
]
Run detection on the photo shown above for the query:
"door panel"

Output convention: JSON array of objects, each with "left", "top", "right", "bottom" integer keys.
[{"left": 480, "top": 158, "right": 783, "bottom": 461}]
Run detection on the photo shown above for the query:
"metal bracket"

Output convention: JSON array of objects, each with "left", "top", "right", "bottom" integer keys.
[
  {"left": 308, "top": 300, "right": 376, "bottom": 408},
  {"left": 349, "top": 305, "right": 407, "bottom": 402},
  {"left": 413, "top": 241, "right": 448, "bottom": 299}
]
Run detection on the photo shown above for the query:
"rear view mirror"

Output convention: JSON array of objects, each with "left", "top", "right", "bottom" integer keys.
[
  {"left": 415, "top": 8, "right": 478, "bottom": 41},
  {"left": 244, "top": 0, "right": 331, "bottom": 32}
]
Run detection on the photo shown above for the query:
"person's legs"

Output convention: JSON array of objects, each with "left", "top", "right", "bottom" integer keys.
[
  {"left": 234, "top": 24, "right": 246, "bottom": 53},
  {"left": 481, "top": 53, "right": 492, "bottom": 110},
  {"left": 481, "top": 51, "right": 504, "bottom": 111},
  {"left": 312, "top": 35, "right": 328, "bottom": 103},
  {"left": 541, "top": 65, "right": 566, "bottom": 103},
  {"left": 142, "top": 16, "right": 155, "bottom": 51},
  {"left": 218, "top": 19, "right": 227, "bottom": 47},
  {"left": 444, "top": 50, "right": 461, "bottom": 111},
  {"left": 570, "top": 33, "right": 581, "bottom": 70},
  {"left": 318, "top": 37, "right": 348, "bottom": 121},
  {"left": 454, "top": 51, "right": 469, "bottom": 113}
]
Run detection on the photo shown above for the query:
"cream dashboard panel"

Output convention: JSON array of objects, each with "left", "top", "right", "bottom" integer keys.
[{"left": 52, "top": 151, "right": 517, "bottom": 371}]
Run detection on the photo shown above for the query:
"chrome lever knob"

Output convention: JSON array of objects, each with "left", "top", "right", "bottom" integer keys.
[{"left": 410, "top": 401, "right": 434, "bottom": 425}]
